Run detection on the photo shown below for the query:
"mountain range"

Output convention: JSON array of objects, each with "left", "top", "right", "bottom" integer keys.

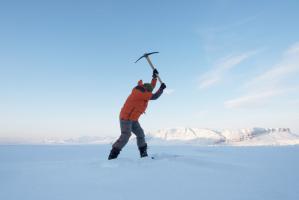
[{"left": 40, "top": 127, "right": 299, "bottom": 146}]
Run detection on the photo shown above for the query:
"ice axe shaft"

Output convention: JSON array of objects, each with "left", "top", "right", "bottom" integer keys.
[
  {"left": 135, "top": 52, "right": 163, "bottom": 84},
  {"left": 145, "top": 56, "right": 163, "bottom": 83}
]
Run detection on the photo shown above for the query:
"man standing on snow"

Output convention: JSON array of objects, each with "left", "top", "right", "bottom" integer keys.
[{"left": 108, "top": 69, "right": 166, "bottom": 160}]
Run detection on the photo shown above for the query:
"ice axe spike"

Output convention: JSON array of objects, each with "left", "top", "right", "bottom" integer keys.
[{"left": 135, "top": 52, "right": 163, "bottom": 83}]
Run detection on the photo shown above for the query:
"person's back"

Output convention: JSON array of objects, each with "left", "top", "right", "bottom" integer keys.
[{"left": 120, "top": 78, "right": 157, "bottom": 121}]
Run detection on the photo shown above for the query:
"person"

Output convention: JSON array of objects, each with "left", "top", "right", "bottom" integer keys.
[{"left": 108, "top": 69, "right": 166, "bottom": 160}]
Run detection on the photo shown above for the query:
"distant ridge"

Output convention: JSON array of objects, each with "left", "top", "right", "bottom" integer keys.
[
  {"left": 147, "top": 127, "right": 299, "bottom": 146},
  {"left": 1, "top": 127, "right": 298, "bottom": 146}
]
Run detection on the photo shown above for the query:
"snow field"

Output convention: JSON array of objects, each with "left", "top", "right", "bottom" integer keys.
[{"left": 1, "top": 145, "right": 299, "bottom": 200}]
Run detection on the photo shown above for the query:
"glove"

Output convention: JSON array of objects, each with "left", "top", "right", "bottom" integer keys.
[
  {"left": 159, "top": 83, "right": 166, "bottom": 90},
  {"left": 152, "top": 68, "right": 159, "bottom": 79}
]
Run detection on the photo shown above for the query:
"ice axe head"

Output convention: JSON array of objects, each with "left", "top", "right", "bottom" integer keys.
[{"left": 135, "top": 52, "right": 159, "bottom": 63}]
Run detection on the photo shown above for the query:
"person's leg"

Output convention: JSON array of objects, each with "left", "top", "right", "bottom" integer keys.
[
  {"left": 113, "top": 120, "right": 132, "bottom": 149},
  {"left": 132, "top": 121, "right": 146, "bottom": 148},
  {"left": 108, "top": 120, "right": 132, "bottom": 160},
  {"left": 132, "top": 121, "right": 148, "bottom": 157}
]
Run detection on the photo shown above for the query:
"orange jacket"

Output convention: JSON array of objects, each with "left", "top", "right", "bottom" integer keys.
[{"left": 120, "top": 78, "right": 157, "bottom": 121}]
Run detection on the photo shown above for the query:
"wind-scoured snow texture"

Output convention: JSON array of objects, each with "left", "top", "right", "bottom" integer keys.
[
  {"left": 0, "top": 145, "right": 299, "bottom": 200},
  {"left": 147, "top": 127, "right": 299, "bottom": 146}
]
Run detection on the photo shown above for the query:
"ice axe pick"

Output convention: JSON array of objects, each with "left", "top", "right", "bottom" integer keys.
[{"left": 135, "top": 52, "right": 163, "bottom": 84}]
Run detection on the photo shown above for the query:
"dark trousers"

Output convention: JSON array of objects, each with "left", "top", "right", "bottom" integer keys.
[{"left": 112, "top": 120, "right": 147, "bottom": 150}]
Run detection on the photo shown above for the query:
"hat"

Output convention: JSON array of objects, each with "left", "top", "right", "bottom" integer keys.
[{"left": 143, "top": 83, "right": 153, "bottom": 92}]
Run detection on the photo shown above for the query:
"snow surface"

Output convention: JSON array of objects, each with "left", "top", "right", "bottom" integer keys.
[{"left": 1, "top": 145, "right": 299, "bottom": 200}]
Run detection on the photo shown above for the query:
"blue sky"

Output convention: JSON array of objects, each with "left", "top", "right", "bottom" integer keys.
[{"left": 1, "top": 0, "right": 299, "bottom": 141}]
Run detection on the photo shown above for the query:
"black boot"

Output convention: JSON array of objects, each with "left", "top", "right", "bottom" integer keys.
[
  {"left": 108, "top": 147, "right": 120, "bottom": 160},
  {"left": 139, "top": 144, "right": 148, "bottom": 158}
]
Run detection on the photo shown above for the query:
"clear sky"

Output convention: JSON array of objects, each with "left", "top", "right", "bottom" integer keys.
[{"left": 1, "top": 0, "right": 299, "bottom": 141}]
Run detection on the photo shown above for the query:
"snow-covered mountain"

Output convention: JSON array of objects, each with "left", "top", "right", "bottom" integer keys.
[
  {"left": 147, "top": 128, "right": 226, "bottom": 145},
  {"left": 147, "top": 127, "right": 299, "bottom": 146},
  {"left": 41, "top": 127, "right": 299, "bottom": 146}
]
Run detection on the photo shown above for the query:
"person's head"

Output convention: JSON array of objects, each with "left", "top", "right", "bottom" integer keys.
[{"left": 143, "top": 83, "right": 153, "bottom": 92}]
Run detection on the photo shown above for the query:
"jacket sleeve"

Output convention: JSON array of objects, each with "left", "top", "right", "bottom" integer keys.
[
  {"left": 151, "top": 78, "right": 157, "bottom": 89},
  {"left": 150, "top": 88, "right": 163, "bottom": 100}
]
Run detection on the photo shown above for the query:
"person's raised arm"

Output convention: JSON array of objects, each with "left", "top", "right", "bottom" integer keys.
[{"left": 151, "top": 83, "right": 166, "bottom": 100}]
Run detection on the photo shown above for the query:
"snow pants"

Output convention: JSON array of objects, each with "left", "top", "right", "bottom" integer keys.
[{"left": 112, "top": 120, "right": 147, "bottom": 150}]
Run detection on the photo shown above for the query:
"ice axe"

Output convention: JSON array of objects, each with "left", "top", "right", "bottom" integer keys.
[{"left": 135, "top": 52, "right": 163, "bottom": 84}]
